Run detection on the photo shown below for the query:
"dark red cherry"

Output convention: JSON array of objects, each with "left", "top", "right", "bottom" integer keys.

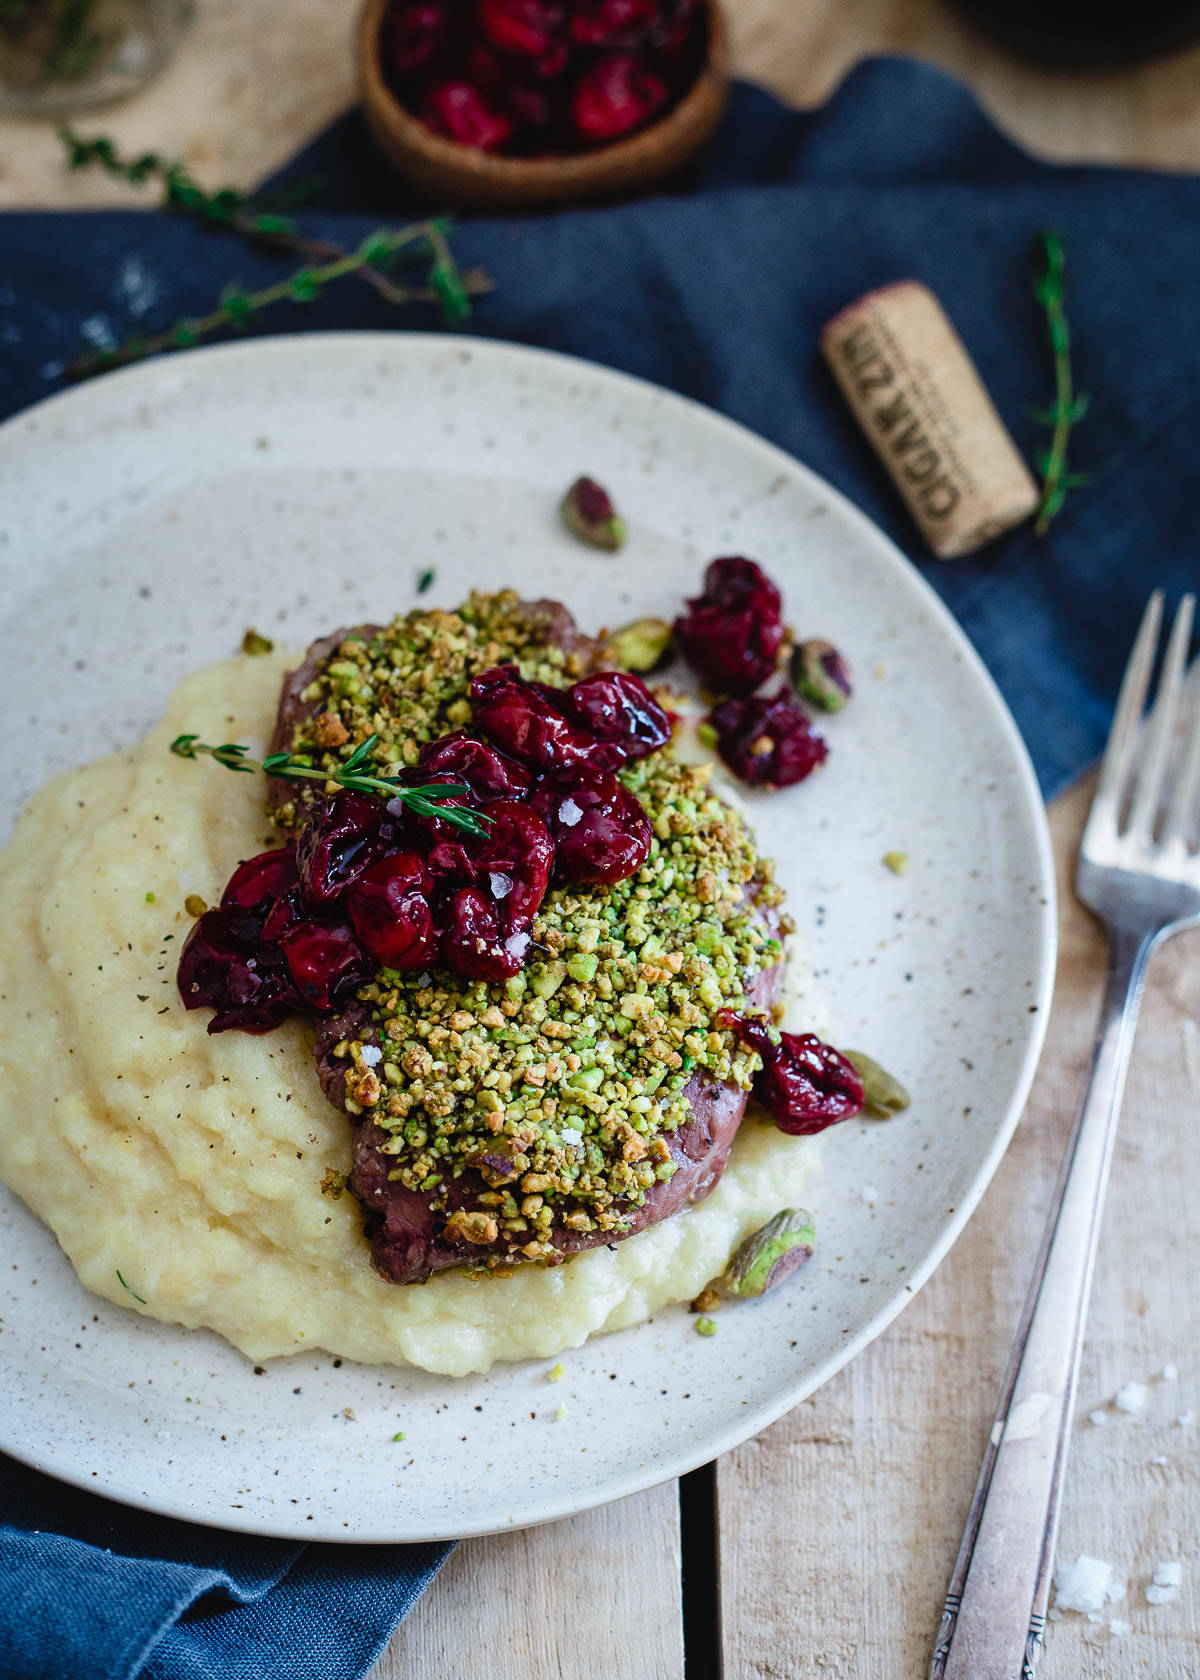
[
  {"left": 383, "top": 2, "right": 448, "bottom": 74},
  {"left": 295, "top": 793, "right": 391, "bottom": 906},
  {"left": 675, "top": 557, "right": 783, "bottom": 695},
  {"left": 709, "top": 689, "right": 828, "bottom": 788},
  {"left": 177, "top": 911, "right": 299, "bottom": 1035},
  {"left": 470, "top": 665, "right": 597, "bottom": 773},
  {"left": 440, "top": 885, "right": 527, "bottom": 981},
  {"left": 564, "top": 670, "right": 671, "bottom": 763},
  {"left": 422, "top": 79, "right": 514, "bottom": 150},
  {"left": 471, "top": 798, "right": 554, "bottom": 926},
  {"left": 220, "top": 846, "right": 299, "bottom": 913},
  {"left": 532, "top": 768, "right": 652, "bottom": 885},
  {"left": 279, "top": 921, "right": 372, "bottom": 1012},
  {"left": 570, "top": 0, "right": 657, "bottom": 47},
  {"left": 569, "top": 54, "right": 668, "bottom": 143},
  {"left": 415, "top": 731, "right": 533, "bottom": 800},
  {"left": 720, "top": 1012, "right": 864, "bottom": 1135},
  {"left": 478, "top": 0, "right": 562, "bottom": 57},
  {"left": 346, "top": 852, "right": 437, "bottom": 970}
]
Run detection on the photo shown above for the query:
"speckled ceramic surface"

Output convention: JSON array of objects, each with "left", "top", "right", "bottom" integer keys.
[{"left": 0, "top": 334, "right": 1055, "bottom": 1542}]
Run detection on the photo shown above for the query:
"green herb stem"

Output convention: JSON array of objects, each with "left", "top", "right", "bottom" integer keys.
[
  {"left": 1030, "top": 230, "right": 1090, "bottom": 535},
  {"left": 57, "top": 128, "right": 492, "bottom": 379},
  {"left": 169, "top": 732, "right": 492, "bottom": 838}
]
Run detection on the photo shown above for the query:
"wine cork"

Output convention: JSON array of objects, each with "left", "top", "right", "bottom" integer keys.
[{"left": 821, "top": 281, "right": 1038, "bottom": 560}]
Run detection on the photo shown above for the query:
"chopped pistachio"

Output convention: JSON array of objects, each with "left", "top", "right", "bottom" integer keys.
[
  {"left": 882, "top": 851, "right": 908, "bottom": 876},
  {"left": 791, "top": 639, "right": 851, "bottom": 711},
  {"left": 548, "top": 1362, "right": 566, "bottom": 1383},
  {"left": 842, "top": 1050, "right": 910, "bottom": 1119},
  {"left": 183, "top": 893, "right": 208, "bottom": 919},
  {"left": 391, "top": 1430, "right": 406, "bottom": 1442},
  {"left": 606, "top": 616, "right": 674, "bottom": 674},
  {"left": 695, "top": 1316, "right": 719, "bottom": 1337},
  {"left": 554, "top": 1402, "right": 569, "bottom": 1422},
  {"left": 241, "top": 627, "right": 274, "bottom": 656},
  {"left": 560, "top": 475, "right": 625, "bottom": 551},
  {"left": 144, "top": 890, "right": 156, "bottom": 904},
  {"left": 723, "top": 1209, "right": 816, "bottom": 1298},
  {"left": 690, "top": 1286, "right": 721, "bottom": 1315}
]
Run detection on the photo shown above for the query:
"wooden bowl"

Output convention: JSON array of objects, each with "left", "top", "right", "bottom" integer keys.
[{"left": 357, "top": 0, "right": 731, "bottom": 212}]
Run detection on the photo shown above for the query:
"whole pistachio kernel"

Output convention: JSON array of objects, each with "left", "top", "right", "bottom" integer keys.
[
  {"left": 605, "top": 617, "right": 674, "bottom": 674},
  {"left": 241, "top": 627, "right": 274, "bottom": 656},
  {"left": 841, "top": 1050, "right": 910, "bottom": 1119},
  {"left": 723, "top": 1208, "right": 816, "bottom": 1298},
  {"left": 791, "top": 639, "right": 852, "bottom": 711},
  {"left": 560, "top": 476, "right": 626, "bottom": 552}
]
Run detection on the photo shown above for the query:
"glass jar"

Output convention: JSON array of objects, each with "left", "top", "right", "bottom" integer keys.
[{"left": 0, "top": 0, "right": 193, "bottom": 116}]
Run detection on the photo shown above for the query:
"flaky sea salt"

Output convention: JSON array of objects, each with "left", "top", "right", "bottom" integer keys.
[
  {"left": 489, "top": 870, "right": 513, "bottom": 900},
  {"left": 860, "top": 1185, "right": 879, "bottom": 1206},
  {"left": 1161, "top": 1363, "right": 1180, "bottom": 1382},
  {"left": 1176, "top": 1411, "right": 1194, "bottom": 1427},
  {"left": 359, "top": 1045, "right": 382, "bottom": 1067},
  {"left": 557, "top": 797, "right": 583, "bottom": 828},
  {"left": 560, "top": 1126, "right": 583, "bottom": 1147},
  {"left": 1109, "top": 1619, "right": 1132, "bottom": 1637},
  {"left": 1053, "top": 1556, "right": 1126, "bottom": 1615},
  {"left": 1114, "top": 1381, "right": 1149, "bottom": 1414},
  {"left": 1145, "top": 1561, "right": 1183, "bottom": 1605},
  {"left": 1089, "top": 1409, "right": 1108, "bottom": 1427}
]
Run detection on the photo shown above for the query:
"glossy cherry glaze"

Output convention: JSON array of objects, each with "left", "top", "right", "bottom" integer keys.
[
  {"left": 720, "top": 1011, "right": 864, "bottom": 1135},
  {"left": 531, "top": 767, "right": 652, "bottom": 884},
  {"left": 181, "top": 664, "right": 664, "bottom": 1033},
  {"left": 347, "top": 851, "right": 438, "bottom": 969},
  {"left": 675, "top": 556, "right": 783, "bottom": 695},
  {"left": 709, "top": 688, "right": 828, "bottom": 788}
]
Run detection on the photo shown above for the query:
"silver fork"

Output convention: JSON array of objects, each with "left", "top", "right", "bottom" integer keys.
[{"left": 930, "top": 589, "right": 1200, "bottom": 1680}]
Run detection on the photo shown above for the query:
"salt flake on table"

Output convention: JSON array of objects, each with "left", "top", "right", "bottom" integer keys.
[
  {"left": 1175, "top": 1410, "right": 1194, "bottom": 1427},
  {"left": 1160, "top": 1362, "right": 1180, "bottom": 1381},
  {"left": 1144, "top": 1560, "right": 1183, "bottom": 1605},
  {"left": 860, "top": 1185, "right": 879, "bottom": 1206},
  {"left": 1114, "top": 1380, "right": 1149, "bottom": 1413},
  {"left": 1088, "top": 1409, "right": 1108, "bottom": 1427},
  {"left": 1109, "top": 1619, "right": 1132, "bottom": 1637},
  {"left": 1052, "top": 1555, "right": 1126, "bottom": 1615}
]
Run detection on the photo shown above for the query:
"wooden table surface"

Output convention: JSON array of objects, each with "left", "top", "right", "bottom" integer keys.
[{"left": 5, "top": 5, "right": 1197, "bottom": 1676}]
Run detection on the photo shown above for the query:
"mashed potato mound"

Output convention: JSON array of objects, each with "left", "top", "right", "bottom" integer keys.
[{"left": 0, "top": 653, "right": 824, "bottom": 1375}]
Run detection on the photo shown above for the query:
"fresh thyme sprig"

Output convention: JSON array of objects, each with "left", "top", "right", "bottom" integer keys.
[
  {"left": 169, "top": 731, "right": 493, "bottom": 838},
  {"left": 58, "top": 127, "right": 492, "bottom": 377},
  {"left": 1030, "top": 230, "right": 1090, "bottom": 534},
  {"left": 67, "top": 221, "right": 486, "bottom": 379}
]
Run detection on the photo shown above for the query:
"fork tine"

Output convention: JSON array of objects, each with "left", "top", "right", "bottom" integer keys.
[
  {"left": 1090, "top": 591, "right": 1163, "bottom": 828},
  {"left": 1127, "top": 593, "right": 1195, "bottom": 839},
  {"left": 1162, "top": 651, "right": 1200, "bottom": 851}
]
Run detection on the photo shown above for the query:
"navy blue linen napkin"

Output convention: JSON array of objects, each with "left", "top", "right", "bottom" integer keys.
[{"left": 1, "top": 54, "right": 1199, "bottom": 1680}]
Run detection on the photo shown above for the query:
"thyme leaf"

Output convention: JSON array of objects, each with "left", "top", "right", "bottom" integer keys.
[
  {"left": 170, "top": 732, "right": 492, "bottom": 838},
  {"left": 1030, "top": 230, "right": 1090, "bottom": 535},
  {"left": 116, "top": 1269, "right": 147, "bottom": 1304}
]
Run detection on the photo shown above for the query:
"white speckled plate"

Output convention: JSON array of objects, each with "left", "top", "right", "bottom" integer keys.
[{"left": 0, "top": 334, "right": 1054, "bottom": 1541}]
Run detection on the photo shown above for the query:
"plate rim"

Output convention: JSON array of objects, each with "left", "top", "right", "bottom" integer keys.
[{"left": 0, "top": 331, "right": 1057, "bottom": 1542}]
